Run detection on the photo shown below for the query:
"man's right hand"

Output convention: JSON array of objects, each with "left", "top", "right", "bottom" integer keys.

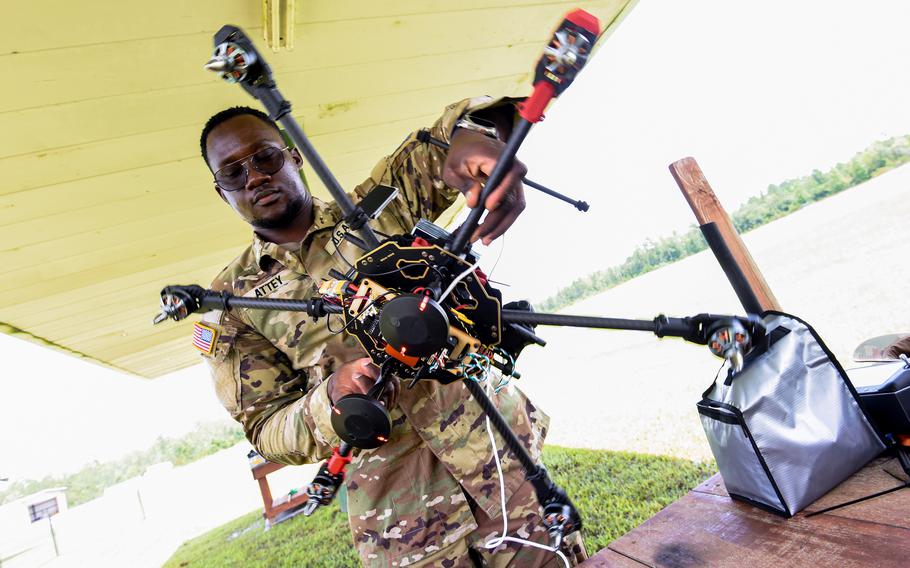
[{"left": 326, "top": 358, "right": 399, "bottom": 409}]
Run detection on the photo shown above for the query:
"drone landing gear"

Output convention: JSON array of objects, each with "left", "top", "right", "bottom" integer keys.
[{"left": 303, "top": 443, "right": 352, "bottom": 516}]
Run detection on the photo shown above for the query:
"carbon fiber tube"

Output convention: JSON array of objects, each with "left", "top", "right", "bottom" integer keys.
[
  {"left": 229, "top": 297, "right": 343, "bottom": 314},
  {"left": 522, "top": 178, "right": 589, "bottom": 211},
  {"left": 256, "top": 89, "right": 381, "bottom": 249},
  {"left": 501, "top": 310, "right": 700, "bottom": 340},
  {"left": 199, "top": 293, "right": 344, "bottom": 315},
  {"left": 501, "top": 310, "right": 657, "bottom": 331},
  {"left": 463, "top": 379, "right": 539, "bottom": 473},
  {"left": 416, "top": 130, "right": 587, "bottom": 212}
]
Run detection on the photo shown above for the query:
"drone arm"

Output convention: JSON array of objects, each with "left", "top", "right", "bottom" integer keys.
[
  {"left": 462, "top": 378, "right": 581, "bottom": 547},
  {"left": 249, "top": 88, "right": 379, "bottom": 249},
  {"left": 501, "top": 310, "right": 694, "bottom": 337},
  {"left": 153, "top": 285, "right": 342, "bottom": 324},
  {"left": 445, "top": 10, "right": 600, "bottom": 256},
  {"left": 500, "top": 309, "right": 765, "bottom": 349},
  {"left": 212, "top": 293, "right": 343, "bottom": 316}
]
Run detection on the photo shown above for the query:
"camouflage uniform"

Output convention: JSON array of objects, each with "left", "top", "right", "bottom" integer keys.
[{"left": 201, "top": 97, "right": 586, "bottom": 567}]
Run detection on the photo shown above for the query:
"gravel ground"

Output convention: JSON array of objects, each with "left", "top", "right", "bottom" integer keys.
[{"left": 515, "top": 165, "right": 910, "bottom": 462}]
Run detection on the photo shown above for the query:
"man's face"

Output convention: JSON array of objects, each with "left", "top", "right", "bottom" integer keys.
[{"left": 206, "top": 115, "right": 311, "bottom": 231}]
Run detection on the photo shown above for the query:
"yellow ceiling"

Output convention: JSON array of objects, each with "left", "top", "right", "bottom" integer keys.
[{"left": 1, "top": 0, "right": 636, "bottom": 378}]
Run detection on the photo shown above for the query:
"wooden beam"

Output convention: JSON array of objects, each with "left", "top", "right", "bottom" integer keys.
[{"left": 669, "top": 157, "right": 782, "bottom": 312}]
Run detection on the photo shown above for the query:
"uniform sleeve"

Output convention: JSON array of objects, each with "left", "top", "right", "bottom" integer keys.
[
  {"left": 204, "top": 308, "right": 341, "bottom": 465},
  {"left": 353, "top": 96, "right": 521, "bottom": 226},
  {"left": 885, "top": 335, "right": 910, "bottom": 359}
]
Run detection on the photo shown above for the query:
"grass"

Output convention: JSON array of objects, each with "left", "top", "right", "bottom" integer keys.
[{"left": 163, "top": 446, "right": 714, "bottom": 568}]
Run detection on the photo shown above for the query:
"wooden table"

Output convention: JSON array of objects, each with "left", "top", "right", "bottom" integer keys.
[
  {"left": 251, "top": 460, "right": 309, "bottom": 526},
  {"left": 582, "top": 457, "right": 910, "bottom": 567}
]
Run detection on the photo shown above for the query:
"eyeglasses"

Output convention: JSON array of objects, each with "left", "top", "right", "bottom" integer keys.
[{"left": 213, "top": 146, "right": 290, "bottom": 192}]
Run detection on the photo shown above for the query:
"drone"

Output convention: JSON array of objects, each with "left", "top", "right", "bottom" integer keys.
[{"left": 154, "top": 10, "right": 763, "bottom": 550}]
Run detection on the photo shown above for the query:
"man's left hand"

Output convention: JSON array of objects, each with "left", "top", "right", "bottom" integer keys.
[{"left": 442, "top": 129, "right": 527, "bottom": 245}]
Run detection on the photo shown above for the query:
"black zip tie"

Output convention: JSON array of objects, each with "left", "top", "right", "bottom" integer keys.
[
  {"left": 806, "top": 477, "right": 909, "bottom": 517},
  {"left": 884, "top": 469, "right": 906, "bottom": 484}
]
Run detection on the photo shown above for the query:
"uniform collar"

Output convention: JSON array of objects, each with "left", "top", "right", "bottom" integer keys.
[{"left": 251, "top": 197, "right": 341, "bottom": 271}]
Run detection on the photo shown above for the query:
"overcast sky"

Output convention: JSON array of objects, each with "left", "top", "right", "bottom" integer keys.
[{"left": 2, "top": 0, "right": 909, "bottom": 481}]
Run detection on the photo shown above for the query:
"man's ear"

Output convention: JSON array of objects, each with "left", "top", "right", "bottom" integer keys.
[
  {"left": 214, "top": 183, "right": 229, "bottom": 204},
  {"left": 290, "top": 148, "right": 304, "bottom": 168}
]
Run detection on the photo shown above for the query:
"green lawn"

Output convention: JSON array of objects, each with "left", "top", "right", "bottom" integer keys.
[{"left": 164, "top": 447, "right": 714, "bottom": 568}]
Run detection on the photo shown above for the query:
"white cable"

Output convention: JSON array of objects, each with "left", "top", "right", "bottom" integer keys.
[
  {"left": 440, "top": 256, "right": 483, "bottom": 302},
  {"left": 487, "top": 233, "right": 506, "bottom": 282},
  {"left": 480, "top": 381, "right": 570, "bottom": 568}
]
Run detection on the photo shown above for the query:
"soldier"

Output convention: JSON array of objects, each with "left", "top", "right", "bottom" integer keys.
[
  {"left": 198, "top": 97, "right": 586, "bottom": 567},
  {"left": 885, "top": 335, "right": 910, "bottom": 359}
]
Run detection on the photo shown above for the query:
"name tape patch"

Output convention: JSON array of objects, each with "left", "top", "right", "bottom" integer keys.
[{"left": 250, "top": 274, "right": 287, "bottom": 298}]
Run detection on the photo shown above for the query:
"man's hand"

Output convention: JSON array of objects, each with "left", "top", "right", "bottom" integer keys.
[
  {"left": 442, "top": 129, "right": 527, "bottom": 245},
  {"left": 885, "top": 335, "right": 910, "bottom": 359},
  {"left": 326, "top": 358, "right": 399, "bottom": 409}
]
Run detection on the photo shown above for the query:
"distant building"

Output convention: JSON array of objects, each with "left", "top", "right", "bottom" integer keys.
[{"left": 0, "top": 488, "right": 68, "bottom": 532}]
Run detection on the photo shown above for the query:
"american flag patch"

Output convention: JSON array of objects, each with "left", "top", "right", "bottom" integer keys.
[{"left": 192, "top": 322, "right": 217, "bottom": 355}]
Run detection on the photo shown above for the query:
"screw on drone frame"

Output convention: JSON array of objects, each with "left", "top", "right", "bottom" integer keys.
[
  {"left": 446, "top": 9, "right": 601, "bottom": 256},
  {"left": 204, "top": 25, "right": 380, "bottom": 250}
]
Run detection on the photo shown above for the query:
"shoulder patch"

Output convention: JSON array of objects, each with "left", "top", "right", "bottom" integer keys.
[
  {"left": 192, "top": 322, "right": 218, "bottom": 355},
  {"left": 325, "top": 220, "right": 354, "bottom": 255}
]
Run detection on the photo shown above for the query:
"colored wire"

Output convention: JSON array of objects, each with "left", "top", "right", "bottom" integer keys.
[
  {"left": 460, "top": 352, "right": 493, "bottom": 384},
  {"left": 328, "top": 292, "right": 395, "bottom": 336},
  {"left": 487, "top": 233, "right": 506, "bottom": 282},
  {"left": 491, "top": 347, "right": 515, "bottom": 393},
  {"left": 440, "top": 257, "right": 482, "bottom": 302}
]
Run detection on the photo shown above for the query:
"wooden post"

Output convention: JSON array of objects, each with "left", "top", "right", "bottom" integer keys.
[
  {"left": 257, "top": 476, "right": 274, "bottom": 519},
  {"left": 48, "top": 516, "right": 59, "bottom": 557},
  {"left": 669, "top": 157, "right": 782, "bottom": 313}
]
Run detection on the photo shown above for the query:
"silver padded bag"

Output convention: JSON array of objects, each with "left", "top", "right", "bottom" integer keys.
[{"left": 697, "top": 312, "right": 886, "bottom": 516}]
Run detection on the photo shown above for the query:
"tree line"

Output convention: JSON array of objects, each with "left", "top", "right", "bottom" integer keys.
[
  {"left": 537, "top": 135, "right": 910, "bottom": 312},
  {"left": 0, "top": 421, "right": 245, "bottom": 507}
]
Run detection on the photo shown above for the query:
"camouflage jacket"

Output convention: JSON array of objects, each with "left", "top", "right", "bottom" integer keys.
[{"left": 202, "top": 97, "right": 550, "bottom": 567}]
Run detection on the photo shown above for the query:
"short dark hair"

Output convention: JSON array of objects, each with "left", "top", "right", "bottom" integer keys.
[{"left": 199, "top": 106, "right": 281, "bottom": 167}]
